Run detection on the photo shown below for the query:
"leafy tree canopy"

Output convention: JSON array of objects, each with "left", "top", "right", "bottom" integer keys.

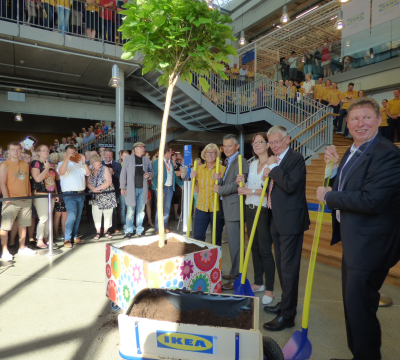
[{"left": 119, "top": 0, "right": 237, "bottom": 91}]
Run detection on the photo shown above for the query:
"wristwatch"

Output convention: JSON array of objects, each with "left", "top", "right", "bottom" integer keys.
[{"left": 252, "top": 189, "right": 256, "bottom": 194}]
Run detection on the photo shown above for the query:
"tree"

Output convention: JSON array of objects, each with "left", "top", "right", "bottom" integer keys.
[{"left": 119, "top": 0, "right": 236, "bottom": 247}]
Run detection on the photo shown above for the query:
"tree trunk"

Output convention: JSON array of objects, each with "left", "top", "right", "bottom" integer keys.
[{"left": 157, "top": 74, "right": 179, "bottom": 247}]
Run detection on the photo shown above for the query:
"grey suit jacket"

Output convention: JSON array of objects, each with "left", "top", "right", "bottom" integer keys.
[
  {"left": 120, "top": 155, "right": 154, "bottom": 207},
  {"left": 218, "top": 154, "right": 249, "bottom": 222}
]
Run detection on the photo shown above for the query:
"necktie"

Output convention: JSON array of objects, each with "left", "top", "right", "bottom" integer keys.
[{"left": 267, "top": 157, "right": 280, "bottom": 209}]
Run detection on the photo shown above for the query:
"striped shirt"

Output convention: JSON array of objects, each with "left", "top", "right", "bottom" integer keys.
[
  {"left": 195, "top": 163, "right": 226, "bottom": 212},
  {"left": 57, "top": 161, "right": 87, "bottom": 192}
]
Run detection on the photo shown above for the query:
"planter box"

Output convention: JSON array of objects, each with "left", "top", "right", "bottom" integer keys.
[
  {"left": 106, "top": 233, "right": 222, "bottom": 311},
  {"left": 118, "top": 289, "right": 262, "bottom": 360}
]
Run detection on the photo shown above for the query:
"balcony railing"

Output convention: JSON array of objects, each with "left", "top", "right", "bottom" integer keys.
[{"left": 0, "top": 0, "right": 124, "bottom": 45}]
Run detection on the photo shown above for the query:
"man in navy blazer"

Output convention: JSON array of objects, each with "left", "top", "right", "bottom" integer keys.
[
  {"left": 317, "top": 97, "right": 400, "bottom": 360},
  {"left": 102, "top": 149, "right": 122, "bottom": 230}
]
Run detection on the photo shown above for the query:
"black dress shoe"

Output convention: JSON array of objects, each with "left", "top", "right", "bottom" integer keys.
[
  {"left": 263, "top": 302, "right": 281, "bottom": 315},
  {"left": 123, "top": 233, "right": 133, "bottom": 239},
  {"left": 263, "top": 315, "right": 295, "bottom": 331}
]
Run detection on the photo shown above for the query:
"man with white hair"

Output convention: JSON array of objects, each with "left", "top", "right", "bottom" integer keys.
[{"left": 262, "top": 125, "right": 310, "bottom": 331}]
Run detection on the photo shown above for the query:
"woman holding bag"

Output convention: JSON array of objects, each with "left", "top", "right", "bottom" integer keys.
[
  {"left": 237, "top": 133, "right": 275, "bottom": 305},
  {"left": 31, "top": 145, "right": 59, "bottom": 249}
]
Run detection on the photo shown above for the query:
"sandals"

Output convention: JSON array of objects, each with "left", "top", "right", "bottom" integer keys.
[
  {"left": 105, "top": 232, "right": 113, "bottom": 239},
  {"left": 94, "top": 233, "right": 101, "bottom": 240}
]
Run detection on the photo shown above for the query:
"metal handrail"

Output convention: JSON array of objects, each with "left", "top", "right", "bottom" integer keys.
[{"left": 290, "top": 113, "right": 339, "bottom": 143}]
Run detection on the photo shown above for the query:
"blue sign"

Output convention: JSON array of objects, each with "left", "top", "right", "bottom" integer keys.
[
  {"left": 242, "top": 49, "right": 255, "bottom": 64},
  {"left": 184, "top": 145, "right": 192, "bottom": 167},
  {"left": 156, "top": 330, "right": 215, "bottom": 354}
]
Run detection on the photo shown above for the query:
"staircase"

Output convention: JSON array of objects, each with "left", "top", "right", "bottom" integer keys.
[{"left": 303, "top": 133, "right": 400, "bottom": 287}]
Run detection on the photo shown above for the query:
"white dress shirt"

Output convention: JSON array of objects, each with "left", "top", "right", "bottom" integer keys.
[
  {"left": 268, "top": 147, "right": 290, "bottom": 171},
  {"left": 57, "top": 161, "right": 87, "bottom": 191},
  {"left": 164, "top": 158, "right": 173, "bottom": 186},
  {"left": 246, "top": 160, "right": 269, "bottom": 207}
]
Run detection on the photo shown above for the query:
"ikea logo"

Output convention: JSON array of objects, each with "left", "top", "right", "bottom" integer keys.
[
  {"left": 156, "top": 331, "right": 214, "bottom": 354},
  {"left": 379, "top": 0, "right": 399, "bottom": 12},
  {"left": 347, "top": 13, "right": 364, "bottom": 25}
]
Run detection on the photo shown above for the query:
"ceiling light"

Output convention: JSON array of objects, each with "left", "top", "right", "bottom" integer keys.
[
  {"left": 108, "top": 64, "right": 120, "bottom": 88},
  {"left": 330, "top": 16, "right": 337, "bottom": 21},
  {"left": 281, "top": 5, "right": 289, "bottom": 24},
  {"left": 336, "top": 0, "right": 352, "bottom": 3},
  {"left": 276, "top": 25, "right": 281, "bottom": 28},
  {"left": 335, "top": 10, "right": 345, "bottom": 30},
  {"left": 296, "top": 6, "right": 319, "bottom": 19},
  {"left": 239, "top": 30, "right": 245, "bottom": 45},
  {"left": 14, "top": 113, "right": 23, "bottom": 122}
]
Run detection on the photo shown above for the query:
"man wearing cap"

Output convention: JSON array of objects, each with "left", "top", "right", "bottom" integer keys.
[{"left": 120, "top": 142, "right": 154, "bottom": 239}]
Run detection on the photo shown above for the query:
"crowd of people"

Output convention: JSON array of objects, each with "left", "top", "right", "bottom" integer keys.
[{"left": 0, "top": 0, "right": 128, "bottom": 42}]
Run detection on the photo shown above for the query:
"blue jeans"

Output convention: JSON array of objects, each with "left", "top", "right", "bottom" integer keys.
[
  {"left": 193, "top": 209, "right": 224, "bottom": 246},
  {"left": 120, "top": 194, "right": 126, "bottom": 227},
  {"left": 57, "top": 6, "right": 70, "bottom": 33},
  {"left": 63, "top": 192, "right": 85, "bottom": 241},
  {"left": 155, "top": 186, "right": 173, "bottom": 232},
  {"left": 125, "top": 188, "right": 145, "bottom": 235}
]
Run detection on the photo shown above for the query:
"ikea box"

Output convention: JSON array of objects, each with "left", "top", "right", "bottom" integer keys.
[
  {"left": 106, "top": 233, "right": 222, "bottom": 311},
  {"left": 118, "top": 288, "right": 262, "bottom": 360}
]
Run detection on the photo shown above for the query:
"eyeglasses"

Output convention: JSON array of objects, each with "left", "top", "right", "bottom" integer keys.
[
  {"left": 205, "top": 152, "right": 217, "bottom": 155},
  {"left": 268, "top": 137, "right": 287, "bottom": 146},
  {"left": 251, "top": 141, "right": 267, "bottom": 147}
]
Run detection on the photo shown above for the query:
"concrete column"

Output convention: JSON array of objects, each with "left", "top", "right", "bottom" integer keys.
[{"left": 116, "top": 67, "right": 125, "bottom": 154}]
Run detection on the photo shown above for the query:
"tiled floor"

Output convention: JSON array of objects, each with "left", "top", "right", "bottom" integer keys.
[{"left": 1, "top": 219, "right": 399, "bottom": 360}]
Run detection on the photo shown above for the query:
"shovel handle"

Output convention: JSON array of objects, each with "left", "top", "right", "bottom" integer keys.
[
  {"left": 238, "top": 155, "right": 244, "bottom": 273},
  {"left": 212, "top": 158, "right": 220, "bottom": 245},
  {"left": 241, "top": 177, "right": 270, "bottom": 284},
  {"left": 302, "top": 158, "right": 333, "bottom": 329},
  {"left": 186, "top": 160, "right": 197, "bottom": 238}
]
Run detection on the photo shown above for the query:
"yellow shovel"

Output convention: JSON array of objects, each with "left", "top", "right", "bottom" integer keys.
[
  {"left": 186, "top": 160, "right": 197, "bottom": 238},
  {"left": 212, "top": 157, "right": 220, "bottom": 245}
]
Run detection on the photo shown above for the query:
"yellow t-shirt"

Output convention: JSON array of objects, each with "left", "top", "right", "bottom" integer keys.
[
  {"left": 380, "top": 107, "right": 388, "bottom": 127},
  {"left": 195, "top": 164, "right": 226, "bottom": 213},
  {"left": 386, "top": 98, "right": 400, "bottom": 116},
  {"left": 86, "top": 0, "right": 100, "bottom": 12},
  {"left": 314, "top": 83, "right": 325, "bottom": 100},
  {"left": 320, "top": 86, "right": 332, "bottom": 101},
  {"left": 56, "top": 0, "right": 71, "bottom": 7},
  {"left": 288, "top": 86, "right": 296, "bottom": 99},
  {"left": 275, "top": 85, "right": 286, "bottom": 100},
  {"left": 42, "top": 0, "right": 56, "bottom": 5},
  {"left": 327, "top": 89, "right": 341, "bottom": 105},
  {"left": 341, "top": 90, "right": 358, "bottom": 110},
  {"left": 230, "top": 67, "right": 240, "bottom": 80}
]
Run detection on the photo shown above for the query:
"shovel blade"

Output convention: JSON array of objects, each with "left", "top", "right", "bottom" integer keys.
[
  {"left": 233, "top": 274, "right": 254, "bottom": 296},
  {"left": 282, "top": 329, "right": 312, "bottom": 360}
]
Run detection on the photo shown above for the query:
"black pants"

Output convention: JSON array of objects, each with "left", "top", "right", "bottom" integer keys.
[
  {"left": 246, "top": 206, "right": 275, "bottom": 291},
  {"left": 331, "top": 104, "right": 340, "bottom": 129},
  {"left": 387, "top": 118, "right": 400, "bottom": 142},
  {"left": 342, "top": 258, "right": 388, "bottom": 360},
  {"left": 337, "top": 108, "right": 347, "bottom": 134},
  {"left": 270, "top": 213, "right": 303, "bottom": 319}
]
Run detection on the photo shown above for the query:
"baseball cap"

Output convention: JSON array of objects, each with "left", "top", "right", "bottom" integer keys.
[{"left": 133, "top": 142, "right": 146, "bottom": 148}]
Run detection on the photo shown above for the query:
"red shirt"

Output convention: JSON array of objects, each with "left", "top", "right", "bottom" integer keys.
[
  {"left": 95, "top": 129, "right": 104, "bottom": 136},
  {"left": 100, "top": 0, "right": 116, "bottom": 20}
]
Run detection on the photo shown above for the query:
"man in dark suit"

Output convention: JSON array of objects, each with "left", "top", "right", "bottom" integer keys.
[
  {"left": 317, "top": 97, "right": 400, "bottom": 360},
  {"left": 103, "top": 149, "right": 122, "bottom": 232},
  {"left": 213, "top": 134, "right": 249, "bottom": 290},
  {"left": 262, "top": 125, "right": 310, "bottom": 331}
]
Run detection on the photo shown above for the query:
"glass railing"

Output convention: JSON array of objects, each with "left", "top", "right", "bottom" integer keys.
[
  {"left": 191, "top": 72, "right": 327, "bottom": 125},
  {"left": 0, "top": 0, "right": 124, "bottom": 45}
]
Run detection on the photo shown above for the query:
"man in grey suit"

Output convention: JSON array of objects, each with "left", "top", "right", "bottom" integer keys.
[
  {"left": 213, "top": 134, "right": 249, "bottom": 290},
  {"left": 120, "top": 142, "right": 154, "bottom": 239}
]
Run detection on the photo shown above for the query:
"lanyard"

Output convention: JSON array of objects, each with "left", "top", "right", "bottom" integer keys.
[{"left": 164, "top": 159, "right": 171, "bottom": 172}]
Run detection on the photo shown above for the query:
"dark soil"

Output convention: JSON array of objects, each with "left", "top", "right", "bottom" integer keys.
[
  {"left": 120, "top": 237, "right": 208, "bottom": 262},
  {"left": 129, "top": 294, "right": 253, "bottom": 330}
]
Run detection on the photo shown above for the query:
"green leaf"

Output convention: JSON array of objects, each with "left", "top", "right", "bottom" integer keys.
[
  {"left": 198, "top": 18, "right": 212, "bottom": 24},
  {"left": 180, "top": 26, "right": 191, "bottom": 31},
  {"left": 158, "top": 73, "right": 169, "bottom": 88},
  {"left": 224, "top": 44, "right": 237, "bottom": 56},
  {"left": 192, "top": 20, "right": 201, "bottom": 27},
  {"left": 198, "top": 77, "right": 210, "bottom": 93},
  {"left": 159, "top": 62, "right": 170, "bottom": 68},
  {"left": 153, "top": 15, "right": 166, "bottom": 28},
  {"left": 121, "top": 51, "right": 133, "bottom": 60}
]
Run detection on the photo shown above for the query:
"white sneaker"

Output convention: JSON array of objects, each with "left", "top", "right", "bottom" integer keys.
[
  {"left": 1, "top": 251, "right": 14, "bottom": 261},
  {"left": 262, "top": 295, "right": 274, "bottom": 305},
  {"left": 18, "top": 247, "right": 37, "bottom": 255}
]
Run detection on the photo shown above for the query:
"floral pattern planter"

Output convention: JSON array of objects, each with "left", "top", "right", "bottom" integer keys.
[{"left": 106, "top": 233, "right": 222, "bottom": 311}]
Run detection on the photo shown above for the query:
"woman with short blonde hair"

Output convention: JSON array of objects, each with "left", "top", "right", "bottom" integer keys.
[{"left": 191, "top": 143, "right": 226, "bottom": 245}]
